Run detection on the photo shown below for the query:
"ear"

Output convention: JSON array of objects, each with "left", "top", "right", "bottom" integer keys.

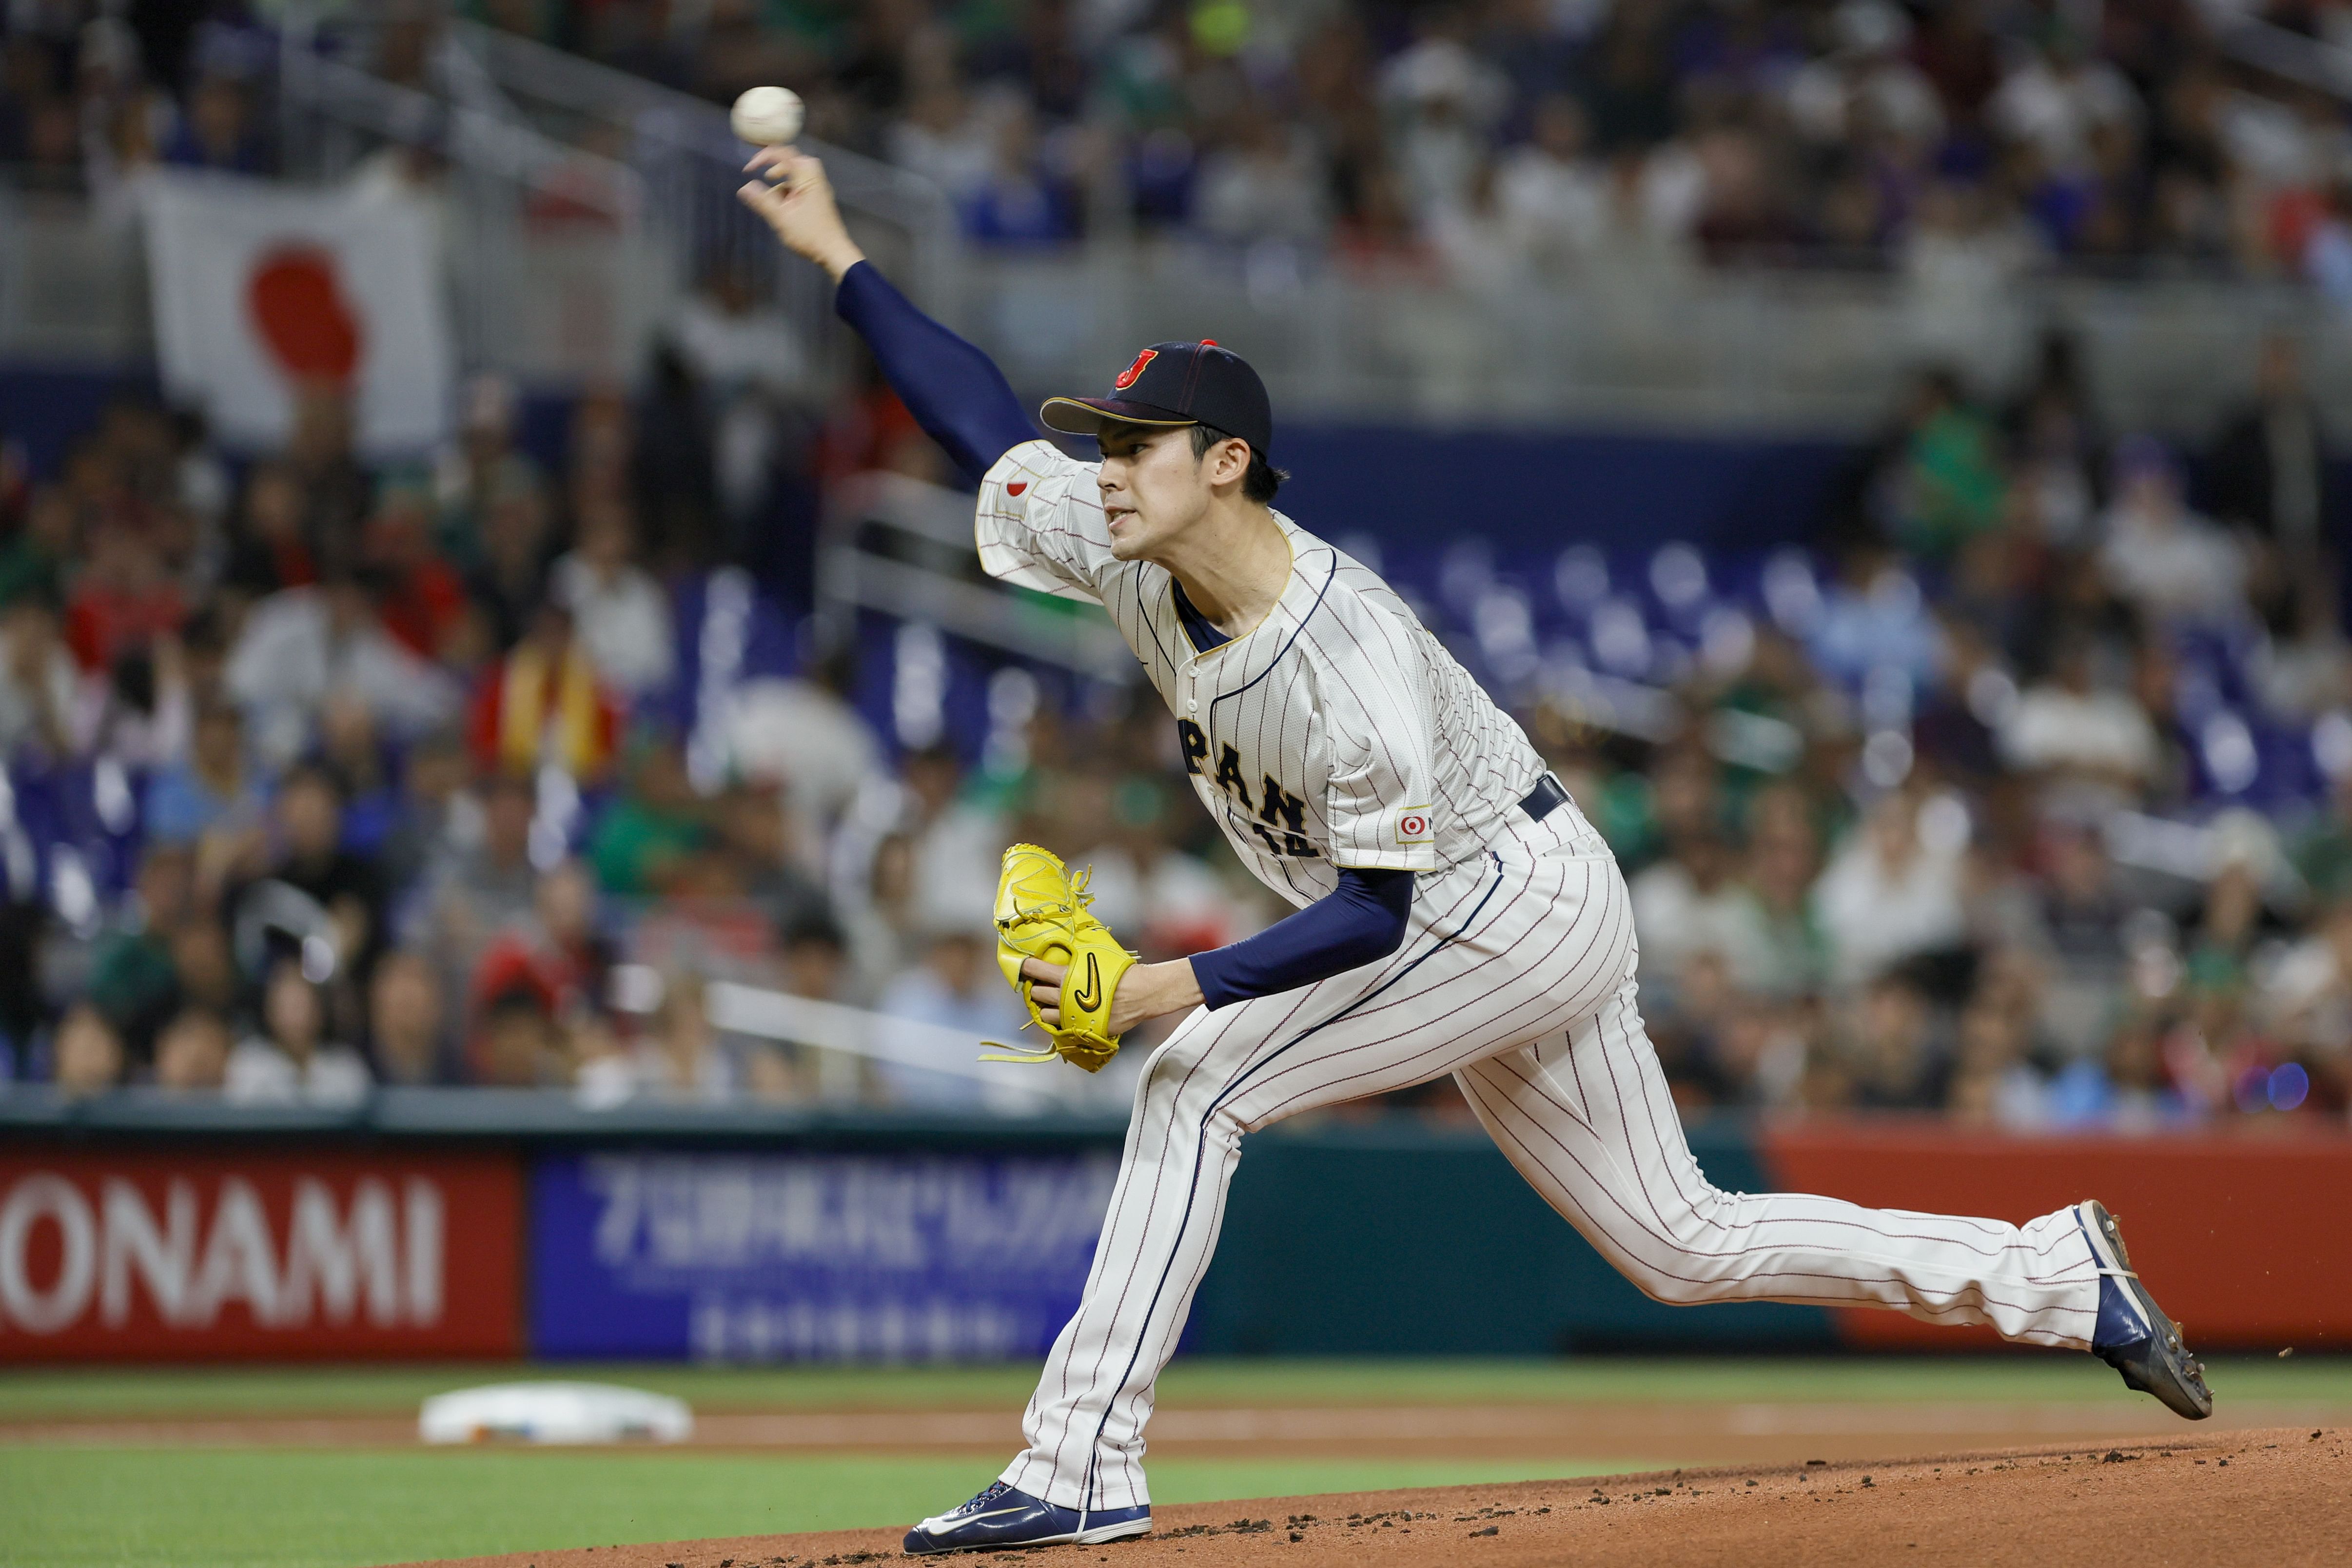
[{"left": 1205, "top": 436, "right": 1251, "bottom": 490}]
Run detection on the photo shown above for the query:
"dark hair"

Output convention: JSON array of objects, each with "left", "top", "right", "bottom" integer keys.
[
  {"left": 280, "top": 759, "right": 347, "bottom": 804},
  {"left": 780, "top": 912, "right": 847, "bottom": 952},
  {"left": 1190, "top": 424, "right": 1287, "bottom": 505},
  {"left": 484, "top": 984, "right": 552, "bottom": 1023}
]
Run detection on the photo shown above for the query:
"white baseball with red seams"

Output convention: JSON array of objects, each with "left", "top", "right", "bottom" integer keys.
[
  {"left": 729, "top": 85, "right": 804, "bottom": 147},
  {"left": 975, "top": 438, "right": 2102, "bottom": 1513}
]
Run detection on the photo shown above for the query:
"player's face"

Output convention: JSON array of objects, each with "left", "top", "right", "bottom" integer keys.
[{"left": 1095, "top": 425, "right": 1213, "bottom": 561}]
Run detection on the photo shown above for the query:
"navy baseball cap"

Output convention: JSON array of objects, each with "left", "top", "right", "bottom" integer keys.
[{"left": 1039, "top": 341, "right": 1273, "bottom": 458}]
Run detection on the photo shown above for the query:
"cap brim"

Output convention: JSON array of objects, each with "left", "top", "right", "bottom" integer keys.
[{"left": 1038, "top": 396, "right": 1197, "bottom": 439}]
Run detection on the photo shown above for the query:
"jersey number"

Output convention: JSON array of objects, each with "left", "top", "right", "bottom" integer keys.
[{"left": 1177, "top": 720, "right": 1319, "bottom": 860}]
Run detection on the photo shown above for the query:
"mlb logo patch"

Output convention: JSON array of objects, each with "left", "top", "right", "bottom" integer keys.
[{"left": 1394, "top": 806, "right": 1432, "bottom": 845}]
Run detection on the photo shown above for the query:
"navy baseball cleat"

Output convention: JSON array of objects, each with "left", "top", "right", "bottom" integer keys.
[
  {"left": 2077, "top": 1199, "right": 2212, "bottom": 1420},
  {"left": 902, "top": 1480, "right": 1151, "bottom": 1555}
]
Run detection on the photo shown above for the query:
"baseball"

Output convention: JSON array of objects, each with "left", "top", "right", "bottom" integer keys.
[{"left": 731, "top": 85, "right": 804, "bottom": 147}]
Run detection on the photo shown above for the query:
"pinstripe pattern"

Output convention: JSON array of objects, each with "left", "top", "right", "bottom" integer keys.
[
  {"left": 1456, "top": 992, "right": 2099, "bottom": 1345},
  {"left": 977, "top": 441, "right": 1548, "bottom": 893},
  {"left": 995, "top": 815, "right": 2103, "bottom": 1512},
  {"left": 971, "top": 444, "right": 2105, "bottom": 1514}
]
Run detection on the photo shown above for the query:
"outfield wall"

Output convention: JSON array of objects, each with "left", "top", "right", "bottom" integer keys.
[{"left": 0, "top": 1095, "right": 2341, "bottom": 1360}]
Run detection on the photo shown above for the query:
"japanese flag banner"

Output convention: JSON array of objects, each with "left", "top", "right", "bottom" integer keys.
[{"left": 142, "top": 171, "right": 452, "bottom": 457}]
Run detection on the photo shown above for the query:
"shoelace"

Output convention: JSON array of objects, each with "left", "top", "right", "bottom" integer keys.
[{"left": 951, "top": 1481, "right": 1015, "bottom": 1517}]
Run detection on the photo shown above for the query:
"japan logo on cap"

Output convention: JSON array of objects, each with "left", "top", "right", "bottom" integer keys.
[{"left": 1113, "top": 348, "right": 1158, "bottom": 391}]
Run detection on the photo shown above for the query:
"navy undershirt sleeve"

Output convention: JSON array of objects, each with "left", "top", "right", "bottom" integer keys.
[
  {"left": 1189, "top": 867, "right": 1414, "bottom": 1010},
  {"left": 833, "top": 262, "right": 1408, "bottom": 1008},
  {"left": 833, "top": 261, "right": 1036, "bottom": 484}
]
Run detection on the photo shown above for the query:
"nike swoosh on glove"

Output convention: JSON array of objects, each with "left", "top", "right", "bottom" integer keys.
[{"left": 982, "top": 842, "right": 1137, "bottom": 1073}]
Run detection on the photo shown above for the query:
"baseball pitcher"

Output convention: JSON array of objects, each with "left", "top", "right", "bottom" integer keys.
[{"left": 740, "top": 148, "right": 2209, "bottom": 1558}]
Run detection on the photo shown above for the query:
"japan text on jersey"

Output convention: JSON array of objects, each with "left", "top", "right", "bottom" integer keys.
[{"left": 974, "top": 440, "right": 1550, "bottom": 911}]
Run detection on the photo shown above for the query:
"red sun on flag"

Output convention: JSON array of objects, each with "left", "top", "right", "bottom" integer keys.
[{"left": 245, "top": 245, "right": 364, "bottom": 385}]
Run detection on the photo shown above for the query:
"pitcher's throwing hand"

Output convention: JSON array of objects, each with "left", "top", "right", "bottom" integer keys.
[{"left": 736, "top": 147, "right": 863, "bottom": 282}]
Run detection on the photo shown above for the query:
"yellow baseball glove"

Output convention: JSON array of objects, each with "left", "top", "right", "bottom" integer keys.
[{"left": 980, "top": 842, "right": 1137, "bottom": 1073}]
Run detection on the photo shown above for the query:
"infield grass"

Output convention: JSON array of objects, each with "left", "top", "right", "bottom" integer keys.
[
  {"left": 0, "top": 1448, "right": 1656, "bottom": 1568},
  {"left": 5, "top": 1352, "right": 2345, "bottom": 1422},
  {"left": 3, "top": 1356, "right": 2347, "bottom": 1568}
]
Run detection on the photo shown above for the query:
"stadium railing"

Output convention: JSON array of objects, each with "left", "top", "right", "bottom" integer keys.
[
  {"left": 9, "top": 177, "right": 2341, "bottom": 437},
  {"left": 2205, "top": 0, "right": 2352, "bottom": 98},
  {"left": 942, "top": 247, "right": 2346, "bottom": 436},
  {"left": 444, "top": 16, "right": 958, "bottom": 321},
  {"left": 817, "top": 469, "right": 1137, "bottom": 680}
]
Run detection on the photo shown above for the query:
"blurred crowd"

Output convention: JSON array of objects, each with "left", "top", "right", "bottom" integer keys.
[
  {"left": 8, "top": 0, "right": 2352, "bottom": 289},
  {"left": 0, "top": 312, "right": 2345, "bottom": 1132},
  {"left": 2, "top": 5, "right": 2351, "bottom": 1130},
  {"left": 485, "top": 0, "right": 2352, "bottom": 287},
  {"left": 1529, "top": 323, "right": 2350, "bottom": 1132},
  {"left": 0, "top": 356, "right": 1288, "bottom": 1111}
]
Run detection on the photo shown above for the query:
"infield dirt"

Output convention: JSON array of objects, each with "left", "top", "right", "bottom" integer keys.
[{"left": 397, "top": 1425, "right": 2345, "bottom": 1568}]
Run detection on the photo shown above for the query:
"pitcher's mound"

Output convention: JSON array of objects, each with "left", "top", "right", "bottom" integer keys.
[{"left": 398, "top": 1426, "right": 2344, "bottom": 1568}]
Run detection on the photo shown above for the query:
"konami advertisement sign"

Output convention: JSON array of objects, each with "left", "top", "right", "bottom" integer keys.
[{"left": 0, "top": 1148, "right": 522, "bottom": 1358}]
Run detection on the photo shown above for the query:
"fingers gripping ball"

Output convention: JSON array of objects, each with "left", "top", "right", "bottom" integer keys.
[
  {"left": 983, "top": 843, "right": 1137, "bottom": 1073},
  {"left": 731, "top": 85, "right": 804, "bottom": 147}
]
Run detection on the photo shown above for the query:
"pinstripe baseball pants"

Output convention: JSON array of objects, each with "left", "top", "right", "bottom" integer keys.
[{"left": 1001, "top": 806, "right": 2102, "bottom": 1511}]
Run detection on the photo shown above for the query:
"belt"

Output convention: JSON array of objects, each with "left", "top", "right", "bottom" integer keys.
[{"left": 1519, "top": 773, "right": 1569, "bottom": 824}]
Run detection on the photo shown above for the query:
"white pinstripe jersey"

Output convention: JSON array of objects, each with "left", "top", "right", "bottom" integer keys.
[{"left": 977, "top": 439, "right": 1549, "bottom": 911}]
